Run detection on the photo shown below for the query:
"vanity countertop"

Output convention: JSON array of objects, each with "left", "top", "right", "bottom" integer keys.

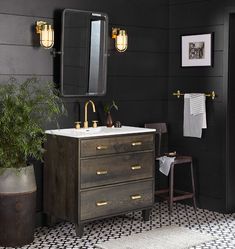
[{"left": 45, "top": 126, "right": 156, "bottom": 138}]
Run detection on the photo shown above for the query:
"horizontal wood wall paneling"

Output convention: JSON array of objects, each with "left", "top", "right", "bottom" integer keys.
[
  {"left": 169, "top": 0, "right": 224, "bottom": 28},
  {"left": 168, "top": 123, "right": 224, "bottom": 152},
  {"left": 0, "top": 0, "right": 168, "bottom": 28},
  {"left": 172, "top": 155, "right": 223, "bottom": 198},
  {"left": 81, "top": 0, "right": 169, "bottom": 29},
  {"left": 169, "top": 0, "right": 208, "bottom": 4},
  {"left": 169, "top": 51, "right": 223, "bottom": 77},
  {"left": 0, "top": 45, "right": 53, "bottom": 75},
  {"left": 0, "top": 0, "right": 94, "bottom": 18},
  {"left": 110, "top": 100, "right": 168, "bottom": 126},
  {"left": 225, "top": 0, "right": 235, "bottom": 7},
  {"left": 0, "top": 75, "right": 53, "bottom": 83},
  {"left": 105, "top": 2, "right": 168, "bottom": 28},
  {"left": 108, "top": 77, "right": 168, "bottom": 101},
  {"left": 118, "top": 27, "right": 168, "bottom": 53},
  {"left": 47, "top": 101, "right": 80, "bottom": 129},
  {"left": 194, "top": 156, "right": 223, "bottom": 198},
  {"left": 169, "top": 25, "right": 224, "bottom": 53},
  {"left": 108, "top": 51, "right": 168, "bottom": 77},
  {"left": 196, "top": 163, "right": 223, "bottom": 198},
  {"left": 198, "top": 195, "right": 225, "bottom": 212},
  {"left": 0, "top": 14, "right": 52, "bottom": 46}
]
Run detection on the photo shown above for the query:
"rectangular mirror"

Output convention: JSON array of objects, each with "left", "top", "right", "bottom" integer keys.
[{"left": 61, "top": 9, "right": 108, "bottom": 96}]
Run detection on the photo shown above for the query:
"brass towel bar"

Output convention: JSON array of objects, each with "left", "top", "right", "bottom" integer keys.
[{"left": 172, "top": 90, "right": 216, "bottom": 100}]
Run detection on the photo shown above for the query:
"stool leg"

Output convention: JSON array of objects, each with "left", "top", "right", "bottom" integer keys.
[
  {"left": 190, "top": 162, "right": 197, "bottom": 211},
  {"left": 169, "top": 163, "right": 174, "bottom": 214}
]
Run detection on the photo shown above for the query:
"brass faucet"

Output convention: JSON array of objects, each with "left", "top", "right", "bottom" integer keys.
[{"left": 84, "top": 100, "right": 96, "bottom": 128}]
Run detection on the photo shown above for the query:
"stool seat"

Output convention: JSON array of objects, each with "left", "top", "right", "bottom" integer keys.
[
  {"left": 174, "top": 155, "right": 192, "bottom": 164},
  {"left": 156, "top": 155, "right": 192, "bottom": 164}
]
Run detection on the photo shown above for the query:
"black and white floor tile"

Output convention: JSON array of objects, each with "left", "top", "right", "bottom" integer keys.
[{"left": 2, "top": 201, "right": 235, "bottom": 249}]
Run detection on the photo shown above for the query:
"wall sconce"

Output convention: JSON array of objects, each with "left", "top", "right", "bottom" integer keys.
[
  {"left": 112, "top": 28, "right": 128, "bottom": 52},
  {"left": 35, "top": 21, "right": 54, "bottom": 49}
]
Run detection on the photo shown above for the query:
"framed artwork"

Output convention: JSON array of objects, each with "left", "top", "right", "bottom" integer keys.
[{"left": 181, "top": 33, "right": 213, "bottom": 67}]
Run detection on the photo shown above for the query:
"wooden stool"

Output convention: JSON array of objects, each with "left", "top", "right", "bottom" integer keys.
[
  {"left": 156, "top": 155, "right": 196, "bottom": 213},
  {"left": 145, "top": 123, "right": 197, "bottom": 214}
]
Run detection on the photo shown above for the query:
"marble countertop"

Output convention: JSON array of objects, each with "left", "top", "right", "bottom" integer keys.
[{"left": 45, "top": 126, "right": 156, "bottom": 138}]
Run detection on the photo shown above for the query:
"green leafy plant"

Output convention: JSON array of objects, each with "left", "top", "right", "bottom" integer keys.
[
  {"left": 0, "top": 78, "right": 66, "bottom": 170},
  {"left": 104, "top": 100, "right": 118, "bottom": 114}
]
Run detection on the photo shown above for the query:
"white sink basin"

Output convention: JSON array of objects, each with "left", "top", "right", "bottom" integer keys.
[{"left": 45, "top": 126, "right": 155, "bottom": 138}]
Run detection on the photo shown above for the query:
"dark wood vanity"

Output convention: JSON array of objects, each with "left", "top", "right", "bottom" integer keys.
[{"left": 44, "top": 128, "right": 155, "bottom": 237}]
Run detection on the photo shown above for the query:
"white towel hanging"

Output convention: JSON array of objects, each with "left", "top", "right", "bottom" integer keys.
[{"left": 183, "top": 93, "right": 207, "bottom": 138}]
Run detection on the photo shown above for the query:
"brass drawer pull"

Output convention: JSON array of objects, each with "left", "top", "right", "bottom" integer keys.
[
  {"left": 131, "top": 195, "right": 142, "bottom": 200},
  {"left": 131, "top": 142, "right": 142, "bottom": 146},
  {"left": 96, "top": 201, "right": 108, "bottom": 206},
  {"left": 131, "top": 165, "right": 142, "bottom": 170},
  {"left": 96, "top": 145, "right": 108, "bottom": 150},
  {"left": 96, "top": 170, "right": 108, "bottom": 175}
]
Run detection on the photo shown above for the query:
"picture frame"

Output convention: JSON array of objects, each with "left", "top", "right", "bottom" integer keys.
[{"left": 181, "top": 33, "right": 213, "bottom": 67}]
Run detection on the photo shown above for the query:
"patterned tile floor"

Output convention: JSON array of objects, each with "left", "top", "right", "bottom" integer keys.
[{"left": 2, "top": 201, "right": 235, "bottom": 249}]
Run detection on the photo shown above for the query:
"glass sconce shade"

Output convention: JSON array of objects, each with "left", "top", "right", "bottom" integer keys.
[
  {"left": 36, "top": 21, "right": 54, "bottom": 49},
  {"left": 112, "top": 28, "right": 128, "bottom": 52},
  {"left": 116, "top": 30, "right": 128, "bottom": 52}
]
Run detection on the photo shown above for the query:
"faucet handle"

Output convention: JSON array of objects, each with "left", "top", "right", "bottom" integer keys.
[
  {"left": 75, "top": 121, "right": 81, "bottom": 129},
  {"left": 92, "top": 120, "right": 98, "bottom": 128}
]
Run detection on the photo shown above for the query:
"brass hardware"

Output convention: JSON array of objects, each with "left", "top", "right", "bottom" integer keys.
[
  {"left": 75, "top": 121, "right": 81, "bottom": 129},
  {"left": 131, "top": 142, "right": 142, "bottom": 146},
  {"left": 131, "top": 195, "right": 142, "bottom": 200},
  {"left": 173, "top": 90, "right": 216, "bottom": 100},
  {"left": 131, "top": 165, "right": 142, "bottom": 170},
  {"left": 111, "top": 28, "right": 119, "bottom": 39},
  {"left": 96, "top": 170, "right": 108, "bottom": 175},
  {"left": 35, "top": 21, "right": 54, "bottom": 49},
  {"left": 96, "top": 201, "right": 108, "bottom": 206},
  {"left": 96, "top": 145, "right": 108, "bottom": 150},
  {"left": 173, "top": 90, "right": 182, "bottom": 98},
  {"left": 84, "top": 100, "right": 96, "bottom": 128},
  {"left": 92, "top": 120, "right": 98, "bottom": 128},
  {"left": 205, "top": 91, "right": 216, "bottom": 100}
]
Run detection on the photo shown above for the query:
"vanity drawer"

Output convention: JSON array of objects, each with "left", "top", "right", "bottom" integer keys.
[
  {"left": 80, "top": 179, "right": 153, "bottom": 220},
  {"left": 80, "top": 151, "right": 154, "bottom": 189},
  {"left": 80, "top": 133, "right": 154, "bottom": 157}
]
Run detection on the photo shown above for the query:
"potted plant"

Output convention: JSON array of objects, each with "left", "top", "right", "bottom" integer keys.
[
  {"left": 0, "top": 78, "right": 65, "bottom": 247},
  {"left": 104, "top": 100, "right": 118, "bottom": 127}
]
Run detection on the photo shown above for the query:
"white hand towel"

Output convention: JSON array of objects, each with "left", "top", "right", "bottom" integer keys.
[
  {"left": 183, "top": 93, "right": 207, "bottom": 138},
  {"left": 189, "top": 93, "right": 207, "bottom": 129},
  {"left": 158, "top": 156, "right": 175, "bottom": 176}
]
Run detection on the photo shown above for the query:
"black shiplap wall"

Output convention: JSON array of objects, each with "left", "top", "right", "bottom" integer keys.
[
  {"left": 0, "top": 0, "right": 169, "bottom": 215},
  {"left": 168, "top": 0, "right": 232, "bottom": 212}
]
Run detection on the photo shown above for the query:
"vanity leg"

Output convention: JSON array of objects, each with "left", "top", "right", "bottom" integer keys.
[
  {"left": 142, "top": 209, "right": 151, "bottom": 221},
  {"left": 75, "top": 223, "right": 84, "bottom": 237}
]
